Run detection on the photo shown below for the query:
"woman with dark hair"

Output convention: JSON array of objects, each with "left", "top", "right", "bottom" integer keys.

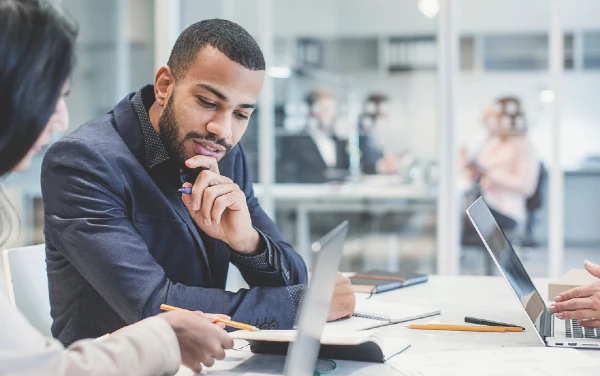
[{"left": 0, "top": 1, "right": 232, "bottom": 375}]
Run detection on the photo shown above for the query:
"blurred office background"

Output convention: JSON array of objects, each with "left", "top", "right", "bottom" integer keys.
[{"left": 2, "top": 0, "right": 600, "bottom": 291}]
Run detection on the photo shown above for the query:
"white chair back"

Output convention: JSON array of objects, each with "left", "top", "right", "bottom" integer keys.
[{"left": 3, "top": 244, "right": 52, "bottom": 336}]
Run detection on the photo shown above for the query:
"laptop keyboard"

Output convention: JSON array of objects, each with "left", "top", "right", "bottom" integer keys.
[{"left": 565, "top": 319, "right": 600, "bottom": 338}]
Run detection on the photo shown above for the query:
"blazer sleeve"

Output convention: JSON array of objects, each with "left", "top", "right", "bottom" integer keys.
[
  {"left": 41, "top": 138, "right": 296, "bottom": 330},
  {"left": 359, "top": 134, "right": 384, "bottom": 175}
]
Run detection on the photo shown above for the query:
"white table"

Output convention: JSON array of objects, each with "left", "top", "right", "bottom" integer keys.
[{"left": 184, "top": 275, "right": 600, "bottom": 375}]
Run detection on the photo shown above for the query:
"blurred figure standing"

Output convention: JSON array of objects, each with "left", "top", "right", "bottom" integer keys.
[{"left": 463, "top": 96, "right": 540, "bottom": 230}]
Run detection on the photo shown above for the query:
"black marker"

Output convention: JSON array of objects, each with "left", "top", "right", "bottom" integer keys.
[{"left": 465, "top": 316, "right": 525, "bottom": 331}]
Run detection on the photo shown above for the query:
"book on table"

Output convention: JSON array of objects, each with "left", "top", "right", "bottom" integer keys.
[
  {"left": 229, "top": 329, "right": 410, "bottom": 363},
  {"left": 349, "top": 269, "right": 429, "bottom": 294}
]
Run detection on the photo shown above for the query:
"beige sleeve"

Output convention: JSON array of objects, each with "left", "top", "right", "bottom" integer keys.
[
  {"left": 1, "top": 293, "right": 181, "bottom": 376},
  {"left": 57, "top": 317, "right": 181, "bottom": 376}
]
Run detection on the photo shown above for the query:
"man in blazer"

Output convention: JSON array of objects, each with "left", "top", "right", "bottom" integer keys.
[
  {"left": 42, "top": 19, "right": 355, "bottom": 346},
  {"left": 276, "top": 90, "right": 386, "bottom": 183}
]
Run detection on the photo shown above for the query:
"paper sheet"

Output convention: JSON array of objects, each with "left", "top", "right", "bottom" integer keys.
[
  {"left": 381, "top": 338, "right": 412, "bottom": 361},
  {"left": 354, "top": 300, "right": 440, "bottom": 323},
  {"left": 324, "top": 300, "right": 440, "bottom": 332},
  {"left": 324, "top": 316, "right": 380, "bottom": 332},
  {"left": 387, "top": 347, "right": 600, "bottom": 376}
]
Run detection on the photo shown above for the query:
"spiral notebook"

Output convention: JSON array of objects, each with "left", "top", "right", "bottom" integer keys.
[{"left": 325, "top": 299, "right": 441, "bottom": 332}]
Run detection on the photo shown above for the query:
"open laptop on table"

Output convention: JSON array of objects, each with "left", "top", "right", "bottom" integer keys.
[
  {"left": 466, "top": 197, "right": 600, "bottom": 349},
  {"left": 283, "top": 220, "right": 349, "bottom": 375},
  {"left": 228, "top": 221, "right": 349, "bottom": 376}
]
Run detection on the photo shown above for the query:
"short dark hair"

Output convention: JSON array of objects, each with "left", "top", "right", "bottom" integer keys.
[
  {"left": 0, "top": 0, "right": 77, "bottom": 176},
  {"left": 167, "top": 19, "right": 265, "bottom": 80},
  {"left": 365, "top": 93, "right": 389, "bottom": 105}
]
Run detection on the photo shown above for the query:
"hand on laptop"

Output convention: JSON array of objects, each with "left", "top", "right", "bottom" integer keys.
[
  {"left": 549, "top": 260, "right": 600, "bottom": 327},
  {"left": 159, "top": 310, "right": 234, "bottom": 373},
  {"left": 327, "top": 273, "right": 356, "bottom": 321},
  {"left": 181, "top": 155, "right": 261, "bottom": 255}
]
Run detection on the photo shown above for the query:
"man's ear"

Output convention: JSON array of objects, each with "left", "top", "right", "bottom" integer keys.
[{"left": 154, "top": 65, "right": 175, "bottom": 107}]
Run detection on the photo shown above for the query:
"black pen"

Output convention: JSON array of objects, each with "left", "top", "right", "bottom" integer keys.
[{"left": 465, "top": 316, "right": 525, "bottom": 331}]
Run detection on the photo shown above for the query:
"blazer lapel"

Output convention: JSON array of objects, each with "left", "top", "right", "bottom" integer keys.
[
  {"left": 111, "top": 92, "right": 147, "bottom": 167},
  {"left": 111, "top": 90, "right": 213, "bottom": 285},
  {"left": 153, "top": 164, "right": 212, "bottom": 285}
]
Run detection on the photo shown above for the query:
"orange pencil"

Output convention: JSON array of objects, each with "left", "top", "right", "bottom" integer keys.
[
  {"left": 160, "top": 304, "right": 259, "bottom": 331},
  {"left": 407, "top": 324, "right": 523, "bottom": 333}
]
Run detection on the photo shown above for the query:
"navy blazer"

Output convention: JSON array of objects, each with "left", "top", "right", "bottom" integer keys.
[
  {"left": 276, "top": 132, "right": 382, "bottom": 183},
  {"left": 42, "top": 91, "right": 308, "bottom": 346},
  {"left": 277, "top": 133, "right": 350, "bottom": 183}
]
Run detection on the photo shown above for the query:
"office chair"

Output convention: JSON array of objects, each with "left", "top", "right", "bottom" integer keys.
[
  {"left": 3, "top": 244, "right": 53, "bottom": 336},
  {"left": 521, "top": 162, "right": 547, "bottom": 248}
]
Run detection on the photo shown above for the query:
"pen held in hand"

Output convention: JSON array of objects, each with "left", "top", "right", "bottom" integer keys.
[
  {"left": 178, "top": 187, "right": 193, "bottom": 195},
  {"left": 160, "top": 304, "right": 259, "bottom": 331}
]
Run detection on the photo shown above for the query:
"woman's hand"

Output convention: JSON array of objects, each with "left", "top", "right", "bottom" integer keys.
[{"left": 549, "top": 261, "right": 600, "bottom": 327}]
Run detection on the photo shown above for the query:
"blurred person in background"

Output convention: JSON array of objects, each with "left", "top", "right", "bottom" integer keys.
[
  {"left": 359, "top": 93, "right": 400, "bottom": 175},
  {"left": 462, "top": 96, "right": 540, "bottom": 231},
  {"left": 278, "top": 89, "right": 351, "bottom": 183},
  {"left": 278, "top": 89, "right": 399, "bottom": 183},
  {"left": 0, "top": 1, "right": 233, "bottom": 375}
]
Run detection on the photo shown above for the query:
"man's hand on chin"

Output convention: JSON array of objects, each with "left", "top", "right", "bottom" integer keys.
[{"left": 180, "top": 155, "right": 260, "bottom": 255}]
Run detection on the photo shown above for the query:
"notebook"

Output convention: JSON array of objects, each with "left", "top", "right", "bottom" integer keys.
[
  {"left": 229, "top": 329, "right": 411, "bottom": 363},
  {"left": 325, "top": 299, "right": 441, "bottom": 332},
  {"left": 350, "top": 270, "right": 429, "bottom": 294}
]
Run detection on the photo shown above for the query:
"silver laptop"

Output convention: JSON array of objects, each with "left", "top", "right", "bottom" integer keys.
[
  {"left": 284, "top": 221, "right": 349, "bottom": 375},
  {"left": 466, "top": 198, "right": 600, "bottom": 349}
]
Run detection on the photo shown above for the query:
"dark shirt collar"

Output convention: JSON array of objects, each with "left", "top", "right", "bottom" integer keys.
[{"left": 130, "top": 85, "right": 170, "bottom": 169}]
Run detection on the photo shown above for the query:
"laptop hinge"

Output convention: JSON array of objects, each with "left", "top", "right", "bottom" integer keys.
[{"left": 541, "top": 310, "right": 553, "bottom": 337}]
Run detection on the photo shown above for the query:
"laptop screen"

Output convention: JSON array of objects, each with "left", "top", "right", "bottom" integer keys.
[
  {"left": 466, "top": 198, "right": 548, "bottom": 339},
  {"left": 284, "top": 221, "right": 348, "bottom": 376}
]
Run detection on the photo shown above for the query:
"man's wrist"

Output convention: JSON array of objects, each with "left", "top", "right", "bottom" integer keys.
[
  {"left": 227, "top": 228, "right": 262, "bottom": 255},
  {"left": 286, "top": 285, "right": 307, "bottom": 324}
]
